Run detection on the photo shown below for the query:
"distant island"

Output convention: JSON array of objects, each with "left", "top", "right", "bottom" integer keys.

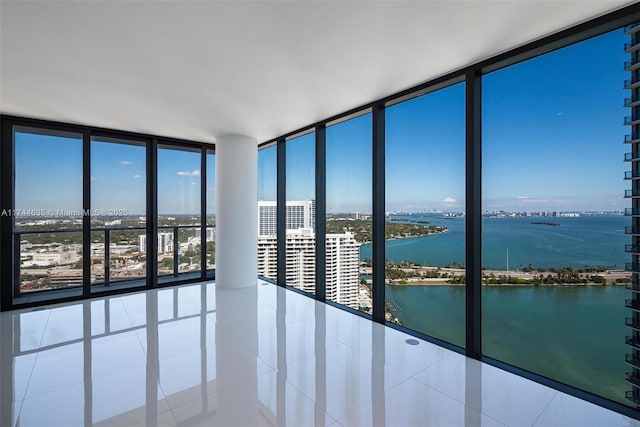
[
  {"left": 531, "top": 221, "right": 560, "bottom": 226},
  {"left": 326, "top": 218, "right": 446, "bottom": 244}
]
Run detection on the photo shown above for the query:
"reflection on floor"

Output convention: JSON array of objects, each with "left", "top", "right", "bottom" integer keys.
[{"left": 0, "top": 280, "right": 638, "bottom": 427}]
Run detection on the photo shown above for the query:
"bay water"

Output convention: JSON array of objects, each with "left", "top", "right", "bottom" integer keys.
[
  {"left": 362, "top": 215, "right": 631, "bottom": 405},
  {"left": 361, "top": 215, "right": 628, "bottom": 270}
]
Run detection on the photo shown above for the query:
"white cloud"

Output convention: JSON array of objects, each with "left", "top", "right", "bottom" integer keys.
[
  {"left": 132, "top": 174, "right": 142, "bottom": 179},
  {"left": 442, "top": 197, "right": 457, "bottom": 204},
  {"left": 177, "top": 169, "right": 201, "bottom": 177},
  {"left": 191, "top": 182, "right": 199, "bottom": 186},
  {"left": 516, "top": 196, "right": 529, "bottom": 199},
  {"left": 515, "top": 197, "right": 554, "bottom": 205},
  {"left": 90, "top": 176, "right": 97, "bottom": 181},
  {"left": 119, "top": 160, "right": 134, "bottom": 165}
]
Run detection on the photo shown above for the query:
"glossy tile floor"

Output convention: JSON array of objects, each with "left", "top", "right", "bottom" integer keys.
[{"left": 1, "top": 280, "right": 639, "bottom": 427}]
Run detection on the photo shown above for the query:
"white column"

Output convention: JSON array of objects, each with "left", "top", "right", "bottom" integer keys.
[{"left": 215, "top": 134, "right": 257, "bottom": 288}]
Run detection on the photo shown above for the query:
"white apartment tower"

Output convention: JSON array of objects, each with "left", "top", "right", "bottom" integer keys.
[
  {"left": 258, "top": 202, "right": 277, "bottom": 235},
  {"left": 325, "top": 233, "right": 360, "bottom": 306},
  {"left": 139, "top": 232, "right": 174, "bottom": 254},
  {"left": 258, "top": 200, "right": 316, "bottom": 236},
  {"left": 257, "top": 201, "right": 359, "bottom": 309}
]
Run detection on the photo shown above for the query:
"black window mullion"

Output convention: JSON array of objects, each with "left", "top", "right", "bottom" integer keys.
[
  {"left": 148, "top": 138, "right": 158, "bottom": 288},
  {"left": 277, "top": 138, "right": 286, "bottom": 287},
  {"left": 1, "top": 119, "right": 13, "bottom": 310},
  {"left": 465, "top": 68, "right": 482, "bottom": 359},
  {"left": 201, "top": 149, "right": 207, "bottom": 278},
  {"left": 372, "top": 103, "right": 385, "bottom": 324},
  {"left": 82, "top": 130, "right": 91, "bottom": 296},
  {"left": 315, "top": 125, "right": 326, "bottom": 302}
]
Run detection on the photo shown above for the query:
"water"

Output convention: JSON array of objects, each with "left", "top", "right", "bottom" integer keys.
[
  {"left": 361, "top": 215, "right": 628, "bottom": 270},
  {"left": 386, "top": 285, "right": 629, "bottom": 405},
  {"left": 362, "top": 215, "right": 632, "bottom": 405}
]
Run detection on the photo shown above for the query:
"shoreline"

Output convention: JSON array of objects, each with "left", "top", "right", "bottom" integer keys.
[
  {"left": 361, "top": 265, "right": 630, "bottom": 287},
  {"left": 384, "top": 281, "right": 627, "bottom": 287},
  {"left": 384, "top": 228, "right": 447, "bottom": 242}
]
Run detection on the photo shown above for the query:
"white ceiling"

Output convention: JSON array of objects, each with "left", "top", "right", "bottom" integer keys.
[{"left": 0, "top": 0, "right": 635, "bottom": 145}]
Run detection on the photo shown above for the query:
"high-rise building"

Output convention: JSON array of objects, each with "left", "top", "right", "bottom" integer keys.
[
  {"left": 139, "top": 232, "right": 174, "bottom": 254},
  {"left": 325, "top": 232, "right": 360, "bottom": 308},
  {"left": 257, "top": 229, "right": 360, "bottom": 309},
  {"left": 194, "top": 227, "right": 215, "bottom": 243},
  {"left": 158, "top": 232, "right": 173, "bottom": 254},
  {"left": 625, "top": 22, "right": 640, "bottom": 407},
  {"left": 139, "top": 234, "right": 146, "bottom": 253},
  {"left": 256, "top": 234, "right": 278, "bottom": 279},
  {"left": 257, "top": 200, "right": 359, "bottom": 308},
  {"left": 258, "top": 200, "right": 316, "bottom": 236},
  {"left": 257, "top": 201, "right": 277, "bottom": 235}
]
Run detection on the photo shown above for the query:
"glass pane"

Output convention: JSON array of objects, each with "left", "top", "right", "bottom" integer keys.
[
  {"left": 177, "top": 227, "right": 201, "bottom": 273},
  {"left": 257, "top": 145, "right": 277, "bottom": 281},
  {"left": 157, "top": 229, "right": 176, "bottom": 277},
  {"left": 14, "top": 127, "right": 83, "bottom": 294},
  {"left": 90, "top": 138, "right": 146, "bottom": 226},
  {"left": 18, "top": 231, "right": 83, "bottom": 293},
  {"left": 109, "top": 229, "right": 146, "bottom": 284},
  {"left": 385, "top": 83, "right": 466, "bottom": 347},
  {"left": 206, "top": 151, "right": 216, "bottom": 271},
  {"left": 286, "top": 133, "right": 315, "bottom": 295},
  {"left": 326, "top": 114, "right": 372, "bottom": 313},
  {"left": 91, "top": 137, "right": 146, "bottom": 288},
  {"left": 482, "top": 28, "right": 629, "bottom": 404},
  {"left": 157, "top": 146, "right": 201, "bottom": 281}
]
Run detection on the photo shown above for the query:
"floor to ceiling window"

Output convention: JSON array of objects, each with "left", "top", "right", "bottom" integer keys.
[
  {"left": 14, "top": 126, "right": 84, "bottom": 295},
  {"left": 90, "top": 136, "right": 147, "bottom": 291},
  {"left": 326, "top": 113, "right": 372, "bottom": 313},
  {"left": 3, "top": 119, "right": 214, "bottom": 308},
  {"left": 206, "top": 149, "right": 216, "bottom": 273},
  {"left": 157, "top": 145, "right": 202, "bottom": 283},
  {"left": 257, "top": 144, "right": 278, "bottom": 281},
  {"left": 286, "top": 132, "right": 316, "bottom": 296},
  {"left": 482, "top": 27, "right": 629, "bottom": 405},
  {"left": 385, "top": 83, "right": 466, "bottom": 347}
]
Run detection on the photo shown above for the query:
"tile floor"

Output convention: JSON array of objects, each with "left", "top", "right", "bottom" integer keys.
[{"left": 0, "top": 280, "right": 639, "bottom": 427}]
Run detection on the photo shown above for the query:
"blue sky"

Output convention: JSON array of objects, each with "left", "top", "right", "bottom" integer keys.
[
  {"left": 274, "top": 27, "right": 628, "bottom": 213},
  {"left": 286, "top": 132, "right": 315, "bottom": 201},
  {"left": 14, "top": 28, "right": 629, "bottom": 215},
  {"left": 258, "top": 145, "right": 277, "bottom": 201},
  {"left": 91, "top": 140, "right": 146, "bottom": 215},
  {"left": 157, "top": 146, "right": 201, "bottom": 215},
  {"left": 15, "top": 131, "right": 84, "bottom": 213},
  {"left": 482, "top": 28, "right": 627, "bottom": 212},
  {"left": 386, "top": 83, "right": 465, "bottom": 212},
  {"left": 327, "top": 114, "right": 372, "bottom": 213}
]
